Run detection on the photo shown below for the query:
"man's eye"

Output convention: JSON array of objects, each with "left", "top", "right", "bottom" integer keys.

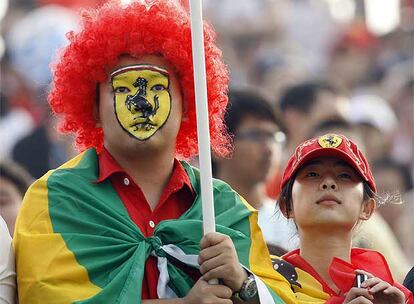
[
  {"left": 151, "top": 84, "right": 166, "bottom": 92},
  {"left": 114, "top": 87, "right": 130, "bottom": 93}
]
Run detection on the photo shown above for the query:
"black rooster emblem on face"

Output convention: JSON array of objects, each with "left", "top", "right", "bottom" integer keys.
[
  {"left": 125, "top": 77, "right": 159, "bottom": 119},
  {"left": 272, "top": 259, "right": 302, "bottom": 288}
]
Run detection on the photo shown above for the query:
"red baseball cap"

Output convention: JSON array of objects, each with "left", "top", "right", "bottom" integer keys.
[{"left": 280, "top": 134, "right": 376, "bottom": 192}]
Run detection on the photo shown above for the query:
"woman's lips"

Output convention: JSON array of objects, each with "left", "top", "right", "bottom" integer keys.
[{"left": 316, "top": 195, "right": 342, "bottom": 205}]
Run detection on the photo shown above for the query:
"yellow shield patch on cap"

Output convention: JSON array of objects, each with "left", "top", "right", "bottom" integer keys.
[
  {"left": 318, "top": 134, "right": 342, "bottom": 148},
  {"left": 111, "top": 64, "right": 171, "bottom": 141}
]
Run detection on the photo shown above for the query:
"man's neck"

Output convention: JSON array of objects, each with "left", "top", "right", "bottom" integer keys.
[
  {"left": 107, "top": 146, "right": 175, "bottom": 210},
  {"left": 299, "top": 228, "right": 352, "bottom": 292}
]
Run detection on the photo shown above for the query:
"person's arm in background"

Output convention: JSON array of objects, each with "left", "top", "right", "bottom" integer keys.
[{"left": 0, "top": 216, "right": 16, "bottom": 304}]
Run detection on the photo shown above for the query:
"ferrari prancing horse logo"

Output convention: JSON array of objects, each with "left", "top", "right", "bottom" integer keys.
[
  {"left": 111, "top": 64, "right": 171, "bottom": 141},
  {"left": 318, "top": 134, "right": 342, "bottom": 148}
]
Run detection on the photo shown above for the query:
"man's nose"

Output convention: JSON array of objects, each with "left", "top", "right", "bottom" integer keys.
[{"left": 319, "top": 175, "right": 337, "bottom": 190}]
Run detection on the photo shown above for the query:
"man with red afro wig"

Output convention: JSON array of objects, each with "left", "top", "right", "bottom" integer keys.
[{"left": 13, "top": 1, "right": 295, "bottom": 303}]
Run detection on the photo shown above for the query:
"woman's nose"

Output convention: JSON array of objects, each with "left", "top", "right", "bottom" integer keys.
[{"left": 320, "top": 176, "right": 337, "bottom": 190}]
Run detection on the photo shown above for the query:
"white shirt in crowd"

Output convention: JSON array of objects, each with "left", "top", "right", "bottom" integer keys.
[
  {"left": 0, "top": 216, "right": 16, "bottom": 304},
  {"left": 258, "top": 198, "right": 299, "bottom": 252}
]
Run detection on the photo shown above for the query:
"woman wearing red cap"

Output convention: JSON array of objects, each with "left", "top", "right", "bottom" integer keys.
[{"left": 271, "top": 134, "right": 413, "bottom": 304}]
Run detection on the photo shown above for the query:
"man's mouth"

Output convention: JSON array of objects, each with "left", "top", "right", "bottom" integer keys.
[{"left": 131, "top": 118, "right": 157, "bottom": 131}]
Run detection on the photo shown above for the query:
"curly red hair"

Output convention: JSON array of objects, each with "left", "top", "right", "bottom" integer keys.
[{"left": 49, "top": 0, "right": 231, "bottom": 159}]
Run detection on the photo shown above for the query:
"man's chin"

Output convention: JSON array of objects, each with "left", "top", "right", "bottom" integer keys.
[{"left": 130, "top": 136, "right": 174, "bottom": 154}]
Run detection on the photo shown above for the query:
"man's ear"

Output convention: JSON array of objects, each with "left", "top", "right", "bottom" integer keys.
[
  {"left": 359, "top": 198, "right": 375, "bottom": 220},
  {"left": 94, "top": 107, "right": 101, "bottom": 127},
  {"left": 180, "top": 99, "right": 188, "bottom": 122}
]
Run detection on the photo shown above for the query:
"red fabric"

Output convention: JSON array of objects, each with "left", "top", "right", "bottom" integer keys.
[
  {"left": 96, "top": 148, "right": 196, "bottom": 299},
  {"left": 283, "top": 248, "right": 414, "bottom": 304},
  {"left": 280, "top": 134, "right": 376, "bottom": 192},
  {"left": 283, "top": 249, "right": 339, "bottom": 296}
]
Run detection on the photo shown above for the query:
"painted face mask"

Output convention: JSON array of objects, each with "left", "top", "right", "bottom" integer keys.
[{"left": 111, "top": 64, "right": 171, "bottom": 141}]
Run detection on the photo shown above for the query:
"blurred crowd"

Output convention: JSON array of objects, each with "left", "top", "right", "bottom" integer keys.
[{"left": 1, "top": 0, "right": 413, "bottom": 282}]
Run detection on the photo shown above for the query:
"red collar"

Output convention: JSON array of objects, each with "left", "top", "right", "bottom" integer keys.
[
  {"left": 95, "top": 147, "right": 194, "bottom": 195},
  {"left": 283, "top": 248, "right": 413, "bottom": 303},
  {"left": 282, "top": 248, "right": 339, "bottom": 295}
]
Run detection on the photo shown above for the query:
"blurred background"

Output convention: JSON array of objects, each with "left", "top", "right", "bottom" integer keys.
[{"left": 0, "top": 0, "right": 413, "bottom": 281}]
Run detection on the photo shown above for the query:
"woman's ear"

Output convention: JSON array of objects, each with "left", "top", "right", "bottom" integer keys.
[{"left": 359, "top": 198, "right": 375, "bottom": 220}]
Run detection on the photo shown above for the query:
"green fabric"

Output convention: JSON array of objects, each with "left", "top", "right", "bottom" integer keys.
[{"left": 47, "top": 149, "right": 273, "bottom": 303}]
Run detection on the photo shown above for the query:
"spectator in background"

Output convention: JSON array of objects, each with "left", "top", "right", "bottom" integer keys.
[
  {"left": 252, "top": 53, "right": 306, "bottom": 106},
  {"left": 4, "top": 5, "right": 79, "bottom": 177},
  {"left": 5, "top": 5, "right": 78, "bottom": 95},
  {"left": 203, "top": 0, "right": 282, "bottom": 87},
  {"left": 278, "top": 81, "right": 349, "bottom": 160},
  {"left": 387, "top": 76, "right": 414, "bottom": 171},
  {"left": 348, "top": 94, "right": 398, "bottom": 163},
  {"left": 214, "top": 89, "right": 298, "bottom": 253},
  {"left": 396, "top": 189, "right": 414, "bottom": 264},
  {"left": 404, "top": 268, "right": 414, "bottom": 294},
  {"left": 310, "top": 118, "right": 364, "bottom": 148},
  {"left": 0, "top": 215, "right": 16, "bottom": 304},
  {"left": 327, "top": 22, "right": 379, "bottom": 94},
  {"left": 0, "top": 160, "right": 32, "bottom": 235},
  {"left": 0, "top": 58, "right": 35, "bottom": 160},
  {"left": 373, "top": 157, "right": 413, "bottom": 230},
  {"left": 12, "top": 116, "right": 76, "bottom": 179}
]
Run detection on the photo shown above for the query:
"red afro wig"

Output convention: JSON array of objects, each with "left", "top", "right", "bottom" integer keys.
[{"left": 49, "top": 0, "right": 231, "bottom": 159}]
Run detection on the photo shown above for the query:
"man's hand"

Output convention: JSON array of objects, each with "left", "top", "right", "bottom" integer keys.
[
  {"left": 198, "top": 232, "right": 248, "bottom": 292},
  {"left": 182, "top": 278, "right": 233, "bottom": 304}
]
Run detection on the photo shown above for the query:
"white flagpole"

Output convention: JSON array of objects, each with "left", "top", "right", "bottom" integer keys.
[{"left": 189, "top": 0, "right": 216, "bottom": 236}]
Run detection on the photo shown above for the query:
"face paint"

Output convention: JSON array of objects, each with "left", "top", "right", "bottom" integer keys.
[{"left": 111, "top": 64, "right": 171, "bottom": 141}]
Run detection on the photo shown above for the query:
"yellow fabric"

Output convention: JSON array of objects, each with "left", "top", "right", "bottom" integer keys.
[
  {"left": 112, "top": 65, "right": 171, "bottom": 140},
  {"left": 270, "top": 255, "right": 330, "bottom": 304},
  {"left": 239, "top": 197, "right": 297, "bottom": 304},
  {"left": 13, "top": 152, "right": 101, "bottom": 304}
]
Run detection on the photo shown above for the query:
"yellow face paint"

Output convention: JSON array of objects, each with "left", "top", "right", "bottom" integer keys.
[{"left": 111, "top": 65, "right": 171, "bottom": 141}]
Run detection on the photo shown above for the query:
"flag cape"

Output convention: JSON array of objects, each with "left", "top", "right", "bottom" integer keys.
[
  {"left": 271, "top": 249, "right": 414, "bottom": 304},
  {"left": 14, "top": 148, "right": 296, "bottom": 304}
]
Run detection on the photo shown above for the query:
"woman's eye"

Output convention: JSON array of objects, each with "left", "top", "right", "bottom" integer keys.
[
  {"left": 152, "top": 84, "right": 166, "bottom": 92},
  {"left": 338, "top": 173, "right": 352, "bottom": 179},
  {"left": 114, "top": 87, "right": 130, "bottom": 94},
  {"left": 305, "top": 172, "right": 318, "bottom": 178}
]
